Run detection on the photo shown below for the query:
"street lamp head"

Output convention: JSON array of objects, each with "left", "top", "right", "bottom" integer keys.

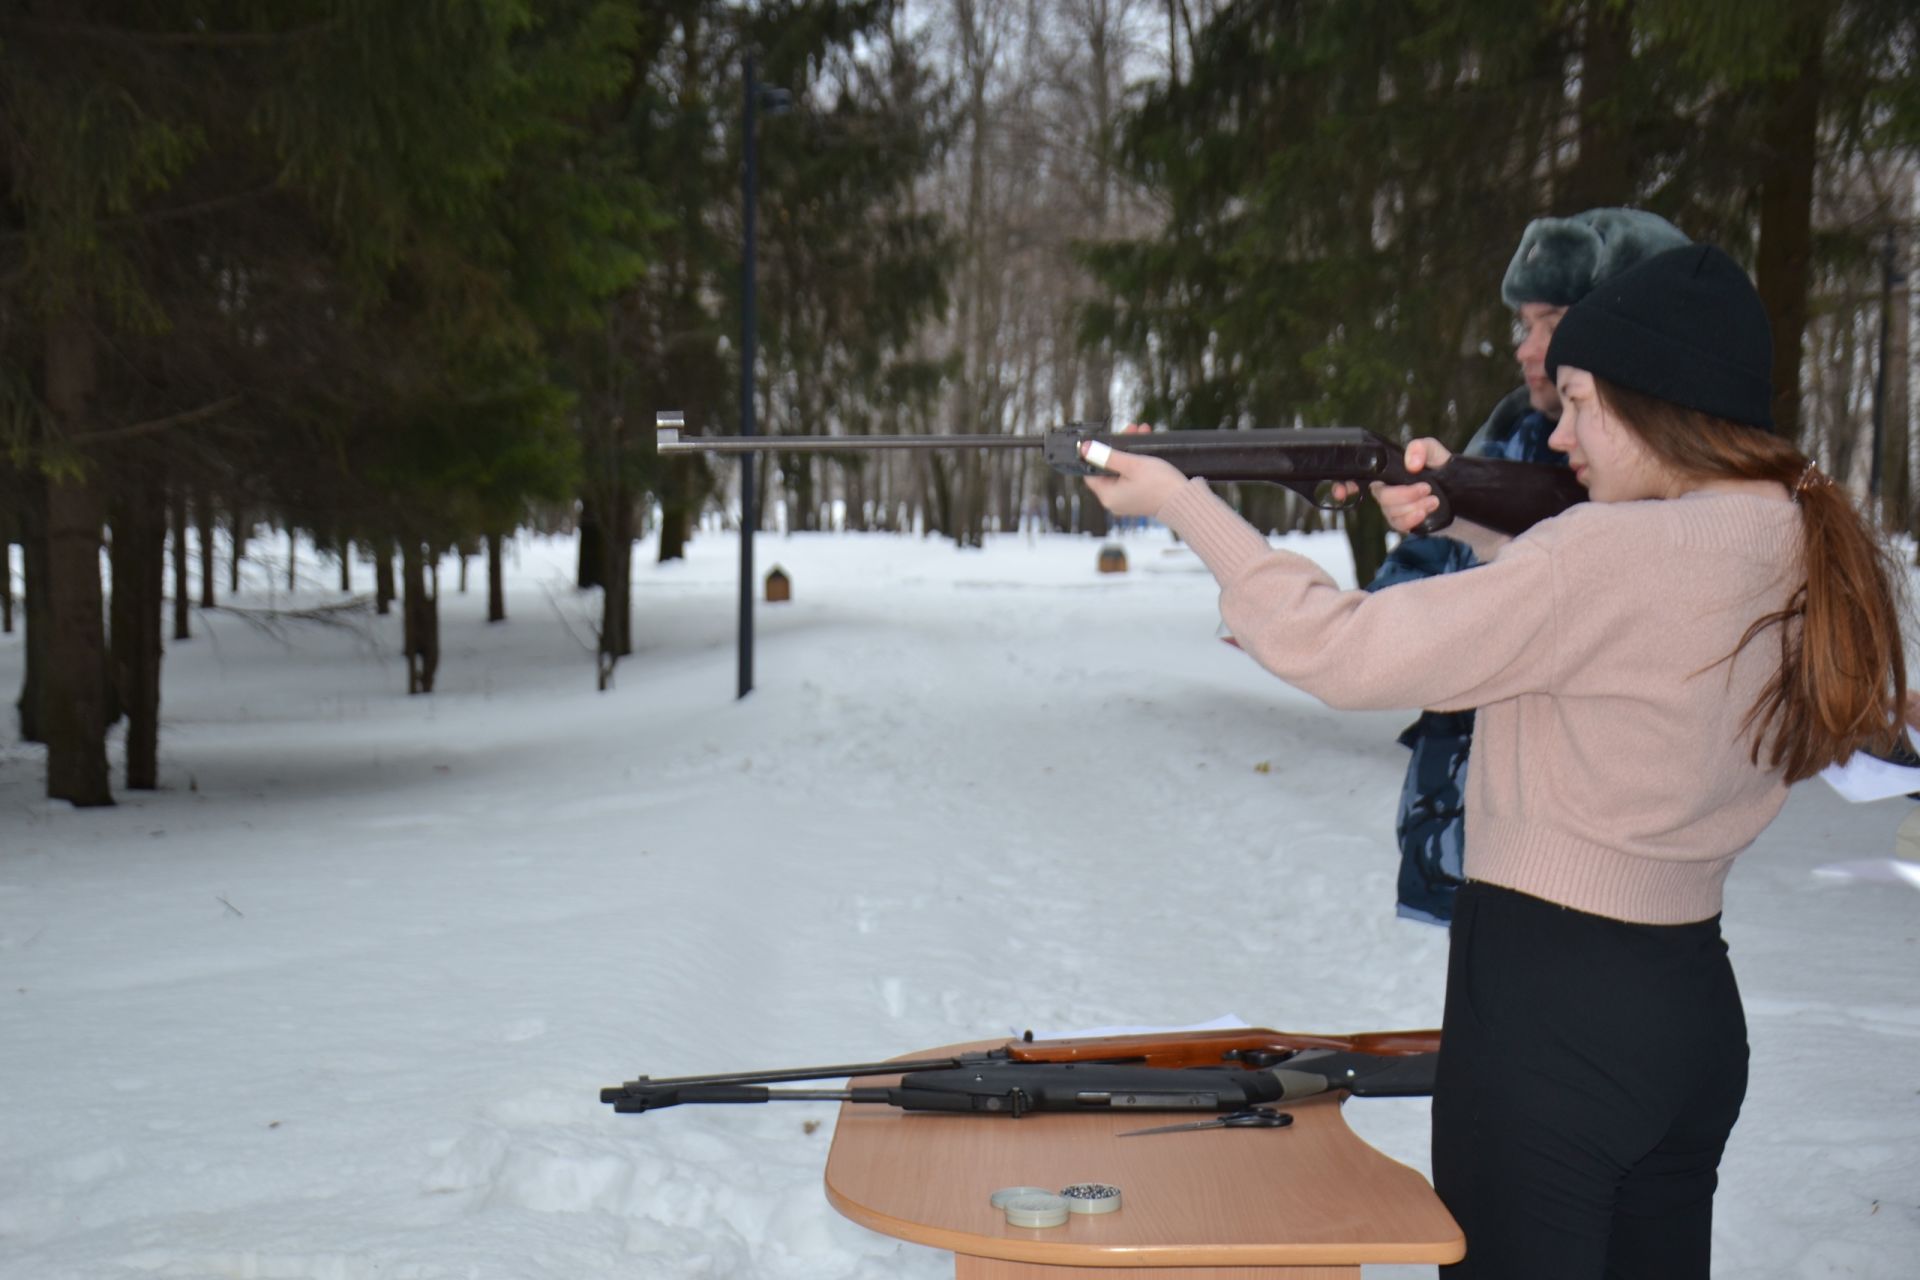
[{"left": 759, "top": 86, "right": 793, "bottom": 115}]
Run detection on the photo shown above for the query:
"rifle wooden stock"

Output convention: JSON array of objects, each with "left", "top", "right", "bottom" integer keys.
[
  {"left": 1005, "top": 1026, "right": 1441, "bottom": 1069},
  {"left": 655, "top": 419, "right": 1585, "bottom": 537}
]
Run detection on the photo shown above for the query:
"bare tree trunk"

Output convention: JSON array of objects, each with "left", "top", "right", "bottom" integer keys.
[
  {"left": 963, "top": 452, "right": 988, "bottom": 546},
  {"left": 43, "top": 310, "right": 112, "bottom": 806},
  {"left": 374, "top": 536, "right": 395, "bottom": 615},
  {"left": 229, "top": 505, "right": 246, "bottom": 595},
  {"left": 1822, "top": 302, "right": 1860, "bottom": 487},
  {"left": 45, "top": 471, "right": 111, "bottom": 803},
  {"left": 401, "top": 541, "right": 438, "bottom": 695},
  {"left": 657, "top": 505, "right": 691, "bottom": 562},
  {"left": 339, "top": 540, "right": 351, "bottom": 593},
  {"left": 15, "top": 481, "right": 48, "bottom": 741},
  {"left": 286, "top": 527, "right": 297, "bottom": 591},
  {"left": 926, "top": 453, "right": 956, "bottom": 540},
  {"left": 1880, "top": 232, "right": 1911, "bottom": 533},
  {"left": 1165, "top": 0, "right": 1180, "bottom": 87},
  {"left": 752, "top": 453, "right": 773, "bottom": 530},
  {"left": 2, "top": 538, "right": 12, "bottom": 635},
  {"left": 170, "top": 487, "right": 190, "bottom": 641},
  {"left": 1045, "top": 468, "right": 1071, "bottom": 532},
  {"left": 1342, "top": 496, "right": 1390, "bottom": 591},
  {"left": 656, "top": 455, "right": 699, "bottom": 561},
  {"left": 991, "top": 454, "right": 1014, "bottom": 534},
  {"left": 1754, "top": 30, "right": 1823, "bottom": 449},
  {"left": 845, "top": 462, "right": 869, "bottom": 532},
  {"left": 601, "top": 496, "right": 634, "bottom": 661},
  {"left": 783, "top": 456, "right": 818, "bottom": 532},
  {"left": 1561, "top": 0, "right": 1634, "bottom": 211},
  {"left": 597, "top": 496, "right": 634, "bottom": 690},
  {"left": 196, "top": 490, "right": 215, "bottom": 608},
  {"left": 949, "top": 0, "right": 1001, "bottom": 550},
  {"left": 577, "top": 498, "right": 606, "bottom": 586},
  {"left": 487, "top": 531, "right": 507, "bottom": 623},
  {"left": 110, "top": 484, "right": 165, "bottom": 790}
]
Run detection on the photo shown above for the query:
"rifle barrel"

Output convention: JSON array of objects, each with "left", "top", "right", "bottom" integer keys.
[
  {"left": 623, "top": 1052, "right": 987, "bottom": 1089},
  {"left": 659, "top": 428, "right": 1040, "bottom": 455}
]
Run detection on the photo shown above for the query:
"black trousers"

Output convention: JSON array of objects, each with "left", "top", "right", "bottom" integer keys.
[{"left": 1432, "top": 882, "right": 1749, "bottom": 1280}]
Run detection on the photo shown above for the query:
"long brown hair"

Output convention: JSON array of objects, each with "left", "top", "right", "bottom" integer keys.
[{"left": 1595, "top": 378, "right": 1910, "bottom": 783}]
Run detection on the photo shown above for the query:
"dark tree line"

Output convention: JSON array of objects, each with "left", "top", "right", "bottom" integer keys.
[
  {"left": 4, "top": 1, "right": 1916, "bottom": 809},
  {"left": 1, "top": 1, "right": 950, "bottom": 805},
  {"left": 1081, "top": 0, "right": 1920, "bottom": 583},
  {"left": 680, "top": 0, "right": 1916, "bottom": 563}
]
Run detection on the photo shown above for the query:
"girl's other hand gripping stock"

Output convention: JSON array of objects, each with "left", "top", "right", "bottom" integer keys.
[{"left": 1080, "top": 438, "right": 1186, "bottom": 519}]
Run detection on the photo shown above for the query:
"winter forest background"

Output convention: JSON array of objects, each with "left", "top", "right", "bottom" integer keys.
[
  {"left": 3, "top": 1, "right": 1919, "bottom": 808},
  {"left": 4, "top": 6, "right": 1920, "bottom": 1278}
]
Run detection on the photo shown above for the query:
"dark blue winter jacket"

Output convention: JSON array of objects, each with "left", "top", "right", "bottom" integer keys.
[{"left": 1364, "top": 387, "right": 1564, "bottom": 924}]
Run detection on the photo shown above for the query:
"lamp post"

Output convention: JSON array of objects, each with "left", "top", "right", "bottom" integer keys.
[{"left": 738, "top": 53, "right": 791, "bottom": 700}]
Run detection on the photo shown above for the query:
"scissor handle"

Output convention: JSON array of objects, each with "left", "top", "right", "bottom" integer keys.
[{"left": 1222, "top": 1106, "right": 1294, "bottom": 1128}]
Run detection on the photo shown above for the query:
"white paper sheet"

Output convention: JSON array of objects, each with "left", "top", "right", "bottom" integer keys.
[{"left": 1817, "top": 727, "right": 1920, "bottom": 803}]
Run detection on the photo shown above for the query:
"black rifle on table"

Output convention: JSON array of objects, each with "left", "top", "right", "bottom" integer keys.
[
  {"left": 601, "top": 1047, "right": 1437, "bottom": 1119},
  {"left": 654, "top": 412, "right": 1585, "bottom": 537}
]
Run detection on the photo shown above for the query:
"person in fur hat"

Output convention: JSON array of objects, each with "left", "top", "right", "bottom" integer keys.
[{"left": 1366, "top": 208, "right": 1689, "bottom": 926}]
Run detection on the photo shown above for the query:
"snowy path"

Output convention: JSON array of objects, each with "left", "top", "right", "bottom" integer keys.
[{"left": 0, "top": 530, "right": 1914, "bottom": 1278}]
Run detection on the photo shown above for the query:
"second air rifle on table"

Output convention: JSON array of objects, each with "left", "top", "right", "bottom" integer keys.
[
  {"left": 601, "top": 1025, "right": 1441, "bottom": 1119},
  {"left": 655, "top": 412, "right": 1585, "bottom": 537}
]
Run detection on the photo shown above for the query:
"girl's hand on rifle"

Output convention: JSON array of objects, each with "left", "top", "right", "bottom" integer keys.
[
  {"left": 1081, "top": 432, "right": 1185, "bottom": 518},
  {"left": 1329, "top": 438, "right": 1454, "bottom": 535}
]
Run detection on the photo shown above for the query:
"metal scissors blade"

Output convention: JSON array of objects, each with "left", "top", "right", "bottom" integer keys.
[{"left": 1118, "top": 1106, "right": 1294, "bottom": 1137}]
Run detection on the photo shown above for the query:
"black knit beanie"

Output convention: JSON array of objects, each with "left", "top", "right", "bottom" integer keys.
[{"left": 1545, "top": 243, "right": 1774, "bottom": 431}]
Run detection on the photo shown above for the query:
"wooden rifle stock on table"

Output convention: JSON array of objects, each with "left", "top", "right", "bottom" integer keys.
[
  {"left": 1002, "top": 1025, "right": 1440, "bottom": 1070},
  {"left": 655, "top": 412, "right": 1585, "bottom": 537}
]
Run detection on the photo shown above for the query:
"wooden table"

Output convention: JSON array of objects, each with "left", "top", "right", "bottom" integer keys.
[{"left": 823, "top": 1045, "right": 1464, "bottom": 1278}]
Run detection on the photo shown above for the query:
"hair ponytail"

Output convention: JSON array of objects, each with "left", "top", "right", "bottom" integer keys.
[
  {"left": 1740, "top": 474, "right": 1910, "bottom": 781},
  {"left": 1595, "top": 378, "right": 1910, "bottom": 783}
]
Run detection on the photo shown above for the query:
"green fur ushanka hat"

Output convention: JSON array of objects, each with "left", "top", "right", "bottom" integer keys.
[{"left": 1501, "top": 208, "right": 1691, "bottom": 310}]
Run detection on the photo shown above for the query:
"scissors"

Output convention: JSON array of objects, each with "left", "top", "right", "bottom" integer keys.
[{"left": 1117, "top": 1106, "right": 1295, "bottom": 1137}]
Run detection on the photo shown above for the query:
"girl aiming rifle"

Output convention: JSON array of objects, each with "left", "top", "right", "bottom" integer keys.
[{"left": 1080, "top": 243, "right": 1909, "bottom": 1280}]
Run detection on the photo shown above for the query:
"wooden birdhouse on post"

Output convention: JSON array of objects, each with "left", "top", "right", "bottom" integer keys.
[
  {"left": 1097, "top": 544, "right": 1128, "bottom": 574},
  {"left": 765, "top": 565, "right": 791, "bottom": 603}
]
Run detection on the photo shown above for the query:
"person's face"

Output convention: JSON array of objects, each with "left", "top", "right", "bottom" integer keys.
[
  {"left": 1546, "top": 367, "right": 1672, "bottom": 502},
  {"left": 1514, "top": 302, "right": 1567, "bottom": 417}
]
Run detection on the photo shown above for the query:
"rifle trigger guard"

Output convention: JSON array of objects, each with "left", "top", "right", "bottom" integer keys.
[{"left": 1228, "top": 1048, "right": 1298, "bottom": 1069}]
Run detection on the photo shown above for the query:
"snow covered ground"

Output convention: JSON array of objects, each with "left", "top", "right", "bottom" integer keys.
[{"left": 1, "top": 527, "right": 1916, "bottom": 1280}]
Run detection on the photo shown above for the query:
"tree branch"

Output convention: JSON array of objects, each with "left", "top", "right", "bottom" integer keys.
[
  {"left": 0, "top": 183, "right": 278, "bottom": 244},
  {"left": 126, "top": 183, "right": 280, "bottom": 229},
  {"left": 0, "top": 18, "right": 340, "bottom": 48},
  {"left": 77, "top": 395, "right": 244, "bottom": 445}
]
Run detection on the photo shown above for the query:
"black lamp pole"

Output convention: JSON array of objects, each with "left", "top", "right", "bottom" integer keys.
[
  {"left": 738, "top": 53, "right": 761, "bottom": 700},
  {"left": 737, "top": 53, "right": 790, "bottom": 701}
]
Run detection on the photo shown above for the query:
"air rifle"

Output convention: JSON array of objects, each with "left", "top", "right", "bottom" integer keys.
[
  {"left": 601, "top": 1028, "right": 1441, "bottom": 1119},
  {"left": 654, "top": 412, "right": 1585, "bottom": 537}
]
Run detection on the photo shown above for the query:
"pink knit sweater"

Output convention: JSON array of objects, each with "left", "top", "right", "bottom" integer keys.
[{"left": 1159, "top": 478, "right": 1804, "bottom": 925}]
